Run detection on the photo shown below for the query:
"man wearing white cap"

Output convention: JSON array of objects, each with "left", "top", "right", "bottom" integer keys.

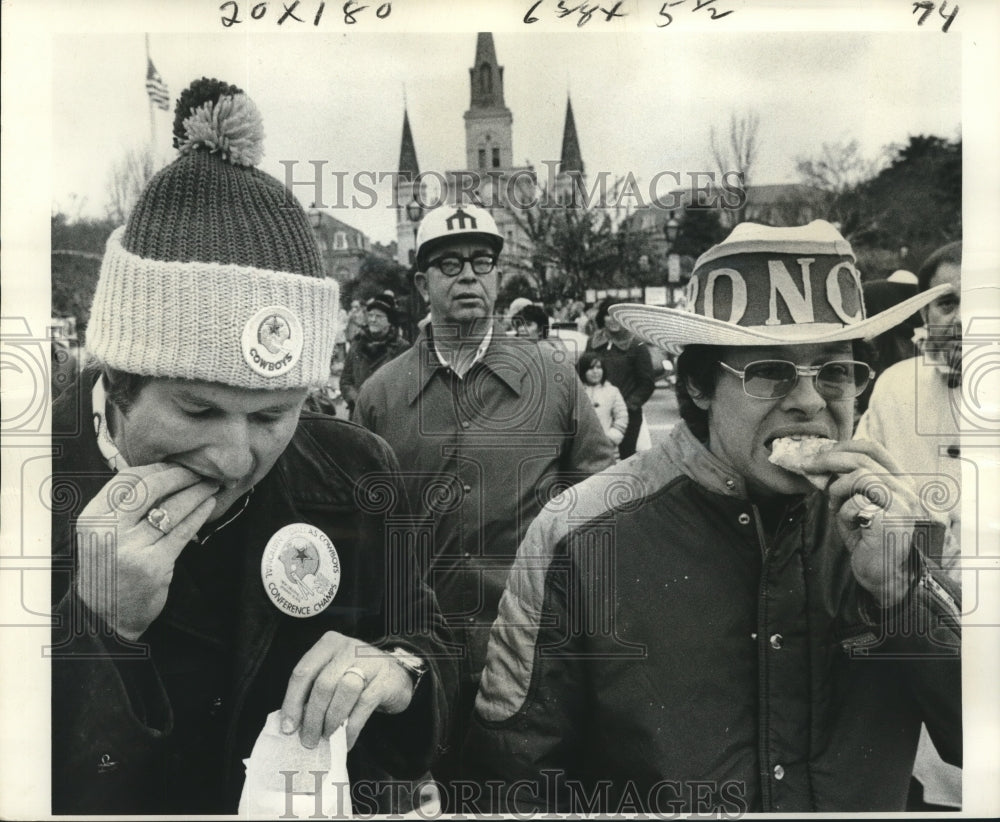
[
  {"left": 50, "top": 79, "right": 455, "bottom": 814},
  {"left": 466, "top": 221, "right": 960, "bottom": 813},
  {"left": 354, "top": 202, "right": 616, "bottom": 792}
]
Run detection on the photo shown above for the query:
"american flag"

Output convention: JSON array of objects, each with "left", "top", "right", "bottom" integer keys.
[{"left": 145, "top": 59, "right": 170, "bottom": 112}]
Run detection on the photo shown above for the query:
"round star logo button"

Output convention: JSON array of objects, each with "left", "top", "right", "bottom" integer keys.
[
  {"left": 241, "top": 305, "right": 304, "bottom": 378},
  {"left": 261, "top": 523, "right": 341, "bottom": 618}
]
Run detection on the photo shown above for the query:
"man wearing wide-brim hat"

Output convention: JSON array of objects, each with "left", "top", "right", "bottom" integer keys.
[{"left": 465, "top": 220, "right": 960, "bottom": 813}]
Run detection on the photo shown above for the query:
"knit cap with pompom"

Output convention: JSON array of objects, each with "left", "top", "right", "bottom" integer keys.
[{"left": 87, "top": 77, "right": 339, "bottom": 390}]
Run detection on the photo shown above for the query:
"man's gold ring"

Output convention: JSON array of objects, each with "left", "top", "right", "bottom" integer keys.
[
  {"left": 855, "top": 511, "right": 875, "bottom": 530},
  {"left": 146, "top": 507, "right": 172, "bottom": 535},
  {"left": 343, "top": 667, "right": 368, "bottom": 688}
]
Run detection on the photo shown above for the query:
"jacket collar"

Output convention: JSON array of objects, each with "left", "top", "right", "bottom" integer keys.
[
  {"left": 665, "top": 423, "right": 812, "bottom": 521},
  {"left": 665, "top": 422, "right": 751, "bottom": 499},
  {"left": 406, "top": 321, "right": 523, "bottom": 405}
]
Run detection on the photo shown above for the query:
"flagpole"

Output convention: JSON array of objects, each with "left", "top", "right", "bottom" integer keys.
[{"left": 145, "top": 34, "right": 156, "bottom": 150}]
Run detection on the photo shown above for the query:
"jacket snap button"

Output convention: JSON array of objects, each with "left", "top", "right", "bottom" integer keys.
[
  {"left": 97, "top": 753, "right": 119, "bottom": 774},
  {"left": 725, "top": 479, "right": 736, "bottom": 490},
  {"left": 773, "top": 764, "right": 785, "bottom": 780},
  {"left": 462, "top": 484, "right": 472, "bottom": 494},
  {"left": 209, "top": 696, "right": 224, "bottom": 715},
  {"left": 769, "top": 633, "right": 783, "bottom": 650},
  {"left": 738, "top": 513, "right": 751, "bottom": 525},
  {"left": 461, "top": 420, "right": 471, "bottom": 429}
]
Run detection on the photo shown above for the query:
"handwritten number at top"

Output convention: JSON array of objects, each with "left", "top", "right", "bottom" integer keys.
[
  {"left": 658, "top": 0, "right": 734, "bottom": 27},
  {"left": 523, "top": 1, "right": 627, "bottom": 26},
  {"left": 219, "top": 0, "right": 392, "bottom": 26},
  {"left": 911, "top": 1, "right": 958, "bottom": 32}
]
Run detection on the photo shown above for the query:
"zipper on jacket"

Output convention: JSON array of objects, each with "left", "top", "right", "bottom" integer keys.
[{"left": 751, "top": 504, "right": 770, "bottom": 559}]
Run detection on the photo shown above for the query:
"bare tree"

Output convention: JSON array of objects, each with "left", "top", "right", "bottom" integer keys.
[
  {"left": 104, "top": 144, "right": 158, "bottom": 224},
  {"left": 710, "top": 110, "right": 760, "bottom": 223},
  {"left": 793, "top": 140, "right": 889, "bottom": 241},
  {"left": 505, "top": 176, "right": 654, "bottom": 298},
  {"left": 796, "top": 139, "right": 884, "bottom": 197}
]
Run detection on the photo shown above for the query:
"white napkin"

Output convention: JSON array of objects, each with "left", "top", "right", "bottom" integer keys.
[{"left": 238, "top": 711, "right": 352, "bottom": 818}]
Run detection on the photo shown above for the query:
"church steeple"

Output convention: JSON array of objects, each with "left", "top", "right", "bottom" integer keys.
[
  {"left": 469, "top": 32, "right": 506, "bottom": 109},
  {"left": 395, "top": 108, "right": 422, "bottom": 267},
  {"left": 398, "top": 109, "right": 419, "bottom": 178},
  {"left": 559, "top": 96, "right": 584, "bottom": 175},
  {"left": 464, "top": 33, "right": 513, "bottom": 172}
]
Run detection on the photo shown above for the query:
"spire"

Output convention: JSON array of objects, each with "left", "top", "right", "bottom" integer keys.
[
  {"left": 469, "top": 32, "right": 505, "bottom": 109},
  {"left": 474, "top": 31, "right": 498, "bottom": 66},
  {"left": 398, "top": 109, "right": 419, "bottom": 178},
  {"left": 559, "top": 96, "right": 584, "bottom": 175}
]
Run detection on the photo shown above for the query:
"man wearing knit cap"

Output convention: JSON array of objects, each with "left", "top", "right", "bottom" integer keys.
[
  {"left": 354, "top": 202, "right": 616, "bottom": 797},
  {"left": 466, "top": 221, "right": 961, "bottom": 813},
  {"left": 49, "top": 79, "right": 454, "bottom": 815}
]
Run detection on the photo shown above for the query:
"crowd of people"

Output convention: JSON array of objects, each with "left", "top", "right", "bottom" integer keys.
[
  {"left": 315, "top": 279, "right": 661, "bottom": 463},
  {"left": 49, "top": 78, "right": 963, "bottom": 816}
]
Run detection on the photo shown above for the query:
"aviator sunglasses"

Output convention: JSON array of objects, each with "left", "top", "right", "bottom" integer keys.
[{"left": 717, "top": 359, "right": 874, "bottom": 400}]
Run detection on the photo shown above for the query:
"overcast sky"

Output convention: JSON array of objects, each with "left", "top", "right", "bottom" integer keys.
[{"left": 52, "top": 29, "right": 961, "bottom": 244}]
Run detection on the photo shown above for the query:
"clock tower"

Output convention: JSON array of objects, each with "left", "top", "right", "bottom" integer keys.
[
  {"left": 464, "top": 32, "right": 513, "bottom": 173},
  {"left": 394, "top": 33, "right": 551, "bottom": 283}
]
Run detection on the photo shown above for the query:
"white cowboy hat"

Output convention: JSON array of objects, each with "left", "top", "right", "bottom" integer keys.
[{"left": 610, "top": 220, "right": 949, "bottom": 350}]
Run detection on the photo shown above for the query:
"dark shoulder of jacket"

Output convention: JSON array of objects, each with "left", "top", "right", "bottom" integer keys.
[
  {"left": 277, "top": 412, "right": 402, "bottom": 508},
  {"left": 358, "top": 344, "right": 419, "bottom": 398},
  {"left": 536, "top": 445, "right": 695, "bottom": 545}
]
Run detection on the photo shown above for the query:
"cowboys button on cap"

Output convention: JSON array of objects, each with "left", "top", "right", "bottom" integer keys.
[
  {"left": 416, "top": 203, "right": 504, "bottom": 271},
  {"left": 610, "top": 220, "right": 950, "bottom": 351}
]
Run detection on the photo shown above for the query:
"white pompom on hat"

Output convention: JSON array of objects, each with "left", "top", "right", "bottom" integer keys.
[{"left": 86, "top": 77, "right": 339, "bottom": 390}]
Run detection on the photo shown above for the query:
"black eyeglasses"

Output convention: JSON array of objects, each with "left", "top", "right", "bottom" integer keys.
[
  {"left": 717, "top": 359, "right": 874, "bottom": 400},
  {"left": 428, "top": 253, "right": 497, "bottom": 277}
]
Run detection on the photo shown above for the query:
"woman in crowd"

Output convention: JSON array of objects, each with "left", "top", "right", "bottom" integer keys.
[{"left": 340, "top": 293, "right": 410, "bottom": 418}]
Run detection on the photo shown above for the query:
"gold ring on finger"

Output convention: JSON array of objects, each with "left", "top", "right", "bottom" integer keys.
[
  {"left": 146, "top": 506, "right": 172, "bottom": 535},
  {"left": 854, "top": 505, "right": 879, "bottom": 530},
  {"left": 343, "top": 666, "right": 368, "bottom": 688}
]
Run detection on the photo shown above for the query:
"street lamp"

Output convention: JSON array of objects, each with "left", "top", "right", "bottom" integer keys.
[
  {"left": 664, "top": 212, "right": 682, "bottom": 293},
  {"left": 663, "top": 212, "right": 680, "bottom": 250},
  {"left": 406, "top": 197, "right": 423, "bottom": 266}
]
